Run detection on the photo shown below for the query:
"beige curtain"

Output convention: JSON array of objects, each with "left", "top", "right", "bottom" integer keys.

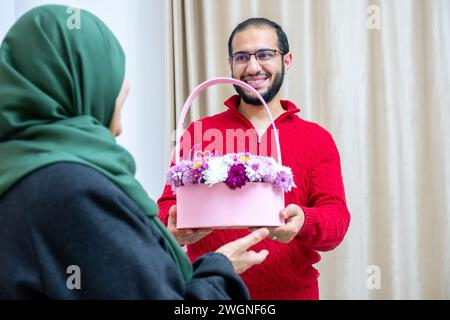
[{"left": 165, "top": 0, "right": 450, "bottom": 299}]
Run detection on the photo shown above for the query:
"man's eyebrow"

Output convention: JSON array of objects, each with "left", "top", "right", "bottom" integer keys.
[
  {"left": 232, "top": 48, "right": 274, "bottom": 54},
  {"left": 232, "top": 50, "right": 250, "bottom": 55},
  {"left": 256, "top": 48, "right": 275, "bottom": 51}
]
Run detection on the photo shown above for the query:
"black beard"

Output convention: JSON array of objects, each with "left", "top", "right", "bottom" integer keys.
[{"left": 233, "top": 65, "right": 285, "bottom": 105}]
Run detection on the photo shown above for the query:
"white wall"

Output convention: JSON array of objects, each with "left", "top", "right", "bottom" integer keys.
[
  {"left": 0, "top": 0, "right": 15, "bottom": 40},
  {"left": 2, "top": 0, "right": 167, "bottom": 201}
]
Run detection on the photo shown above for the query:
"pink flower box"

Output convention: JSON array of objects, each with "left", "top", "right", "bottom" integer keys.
[
  {"left": 169, "top": 77, "right": 294, "bottom": 229},
  {"left": 176, "top": 182, "right": 284, "bottom": 229}
]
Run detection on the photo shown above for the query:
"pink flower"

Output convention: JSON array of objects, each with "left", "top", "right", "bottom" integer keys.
[
  {"left": 274, "top": 168, "right": 296, "bottom": 192},
  {"left": 245, "top": 157, "right": 265, "bottom": 182},
  {"left": 166, "top": 160, "right": 192, "bottom": 191}
]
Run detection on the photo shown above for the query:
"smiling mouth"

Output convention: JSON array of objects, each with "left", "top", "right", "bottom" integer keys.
[{"left": 243, "top": 75, "right": 270, "bottom": 89}]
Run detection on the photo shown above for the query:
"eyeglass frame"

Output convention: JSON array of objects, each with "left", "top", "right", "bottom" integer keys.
[{"left": 229, "top": 49, "right": 286, "bottom": 66}]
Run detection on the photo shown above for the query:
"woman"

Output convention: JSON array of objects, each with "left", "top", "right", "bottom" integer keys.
[{"left": 0, "top": 5, "right": 269, "bottom": 299}]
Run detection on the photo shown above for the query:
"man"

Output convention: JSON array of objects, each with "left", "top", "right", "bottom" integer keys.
[{"left": 158, "top": 18, "right": 350, "bottom": 300}]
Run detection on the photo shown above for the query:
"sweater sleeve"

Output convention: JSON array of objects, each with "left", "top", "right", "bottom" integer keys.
[
  {"left": 157, "top": 169, "right": 177, "bottom": 226},
  {"left": 18, "top": 164, "right": 248, "bottom": 300},
  {"left": 296, "top": 135, "right": 351, "bottom": 252}
]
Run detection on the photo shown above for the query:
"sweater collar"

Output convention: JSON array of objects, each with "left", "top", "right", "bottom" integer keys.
[{"left": 224, "top": 95, "right": 301, "bottom": 116}]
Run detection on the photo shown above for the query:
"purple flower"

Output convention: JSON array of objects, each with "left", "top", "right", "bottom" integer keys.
[
  {"left": 181, "top": 168, "right": 201, "bottom": 185},
  {"left": 225, "top": 163, "right": 248, "bottom": 190},
  {"left": 274, "top": 168, "right": 296, "bottom": 192},
  {"left": 245, "top": 157, "right": 265, "bottom": 182},
  {"left": 260, "top": 157, "right": 278, "bottom": 183},
  {"left": 183, "top": 160, "right": 208, "bottom": 185},
  {"left": 166, "top": 160, "right": 192, "bottom": 191}
]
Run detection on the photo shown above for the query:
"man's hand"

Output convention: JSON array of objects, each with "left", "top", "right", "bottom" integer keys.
[
  {"left": 216, "top": 228, "right": 270, "bottom": 274},
  {"left": 250, "top": 204, "right": 305, "bottom": 243},
  {"left": 167, "top": 205, "right": 213, "bottom": 245}
]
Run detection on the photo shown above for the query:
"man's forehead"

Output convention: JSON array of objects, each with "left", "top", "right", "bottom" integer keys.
[{"left": 232, "top": 26, "right": 278, "bottom": 52}]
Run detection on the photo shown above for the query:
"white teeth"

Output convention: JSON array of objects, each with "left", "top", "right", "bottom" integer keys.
[{"left": 247, "top": 79, "right": 266, "bottom": 84}]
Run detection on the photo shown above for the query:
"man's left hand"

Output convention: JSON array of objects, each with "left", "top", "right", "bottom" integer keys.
[{"left": 251, "top": 204, "right": 305, "bottom": 243}]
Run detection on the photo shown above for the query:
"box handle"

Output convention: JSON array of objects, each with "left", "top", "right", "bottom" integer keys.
[{"left": 175, "top": 77, "right": 282, "bottom": 165}]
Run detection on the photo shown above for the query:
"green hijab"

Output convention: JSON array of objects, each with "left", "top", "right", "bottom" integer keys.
[{"left": 0, "top": 5, "right": 192, "bottom": 281}]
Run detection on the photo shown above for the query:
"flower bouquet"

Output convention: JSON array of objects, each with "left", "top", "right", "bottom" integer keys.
[
  {"left": 168, "top": 77, "right": 295, "bottom": 228},
  {"left": 167, "top": 152, "right": 295, "bottom": 193}
]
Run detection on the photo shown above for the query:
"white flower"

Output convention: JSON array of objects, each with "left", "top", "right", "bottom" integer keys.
[
  {"left": 265, "top": 156, "right": 279, "bottom": 167},
  {"left": 222, "top": 154, "right": 236, "bottom": 166},
  {"left": 203, "top": 157, "right": 229, "bottom": 185},
  {"left": 245, "top": 157, "right": 265, "bottom": 182}
]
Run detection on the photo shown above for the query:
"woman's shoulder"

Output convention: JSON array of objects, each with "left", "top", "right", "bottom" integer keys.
[
  {"left": 27, "top": 162, "right": 113, "bottom": 185},
  {"left": 20, "top": 162, "right": 121, "bottom": 196},
  {"left": 2, "top": 162, "right": 142, "bottom": 217}
]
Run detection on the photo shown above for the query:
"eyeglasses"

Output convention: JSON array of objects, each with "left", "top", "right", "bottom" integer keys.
[{"left": 231, "top": 49, "right": 285, "bottom": 66}]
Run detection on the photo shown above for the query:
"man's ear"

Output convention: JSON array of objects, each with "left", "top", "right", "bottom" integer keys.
[{"left": 283, "top": 52, "right": 293, "bottom": 74}]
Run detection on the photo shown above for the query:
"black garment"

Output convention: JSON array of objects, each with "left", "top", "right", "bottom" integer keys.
[{"left": 0, "top": 162, "right": 249, "bottom": 300}]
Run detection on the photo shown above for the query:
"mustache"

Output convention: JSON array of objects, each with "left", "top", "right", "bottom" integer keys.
[{"left": 240, "top": 72, "right": 270, "bottom": 79}]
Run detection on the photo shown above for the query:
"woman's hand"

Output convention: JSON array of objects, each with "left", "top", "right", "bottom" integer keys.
[{"left": 216, "top": 228, "right": 270, "bottom": 274}]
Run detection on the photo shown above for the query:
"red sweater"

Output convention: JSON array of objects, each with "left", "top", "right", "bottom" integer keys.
[{"left": 158, "top": 95, "right": 350, "bottom": 300}]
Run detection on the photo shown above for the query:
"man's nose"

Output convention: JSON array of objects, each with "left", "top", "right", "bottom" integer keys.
[{"left": 246, "top": 55, "right": 262, "bottom": 74}]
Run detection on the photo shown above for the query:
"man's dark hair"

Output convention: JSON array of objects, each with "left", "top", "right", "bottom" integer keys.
[{"left": 228, "top": 18, "right": 290, "bottom": 57}]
